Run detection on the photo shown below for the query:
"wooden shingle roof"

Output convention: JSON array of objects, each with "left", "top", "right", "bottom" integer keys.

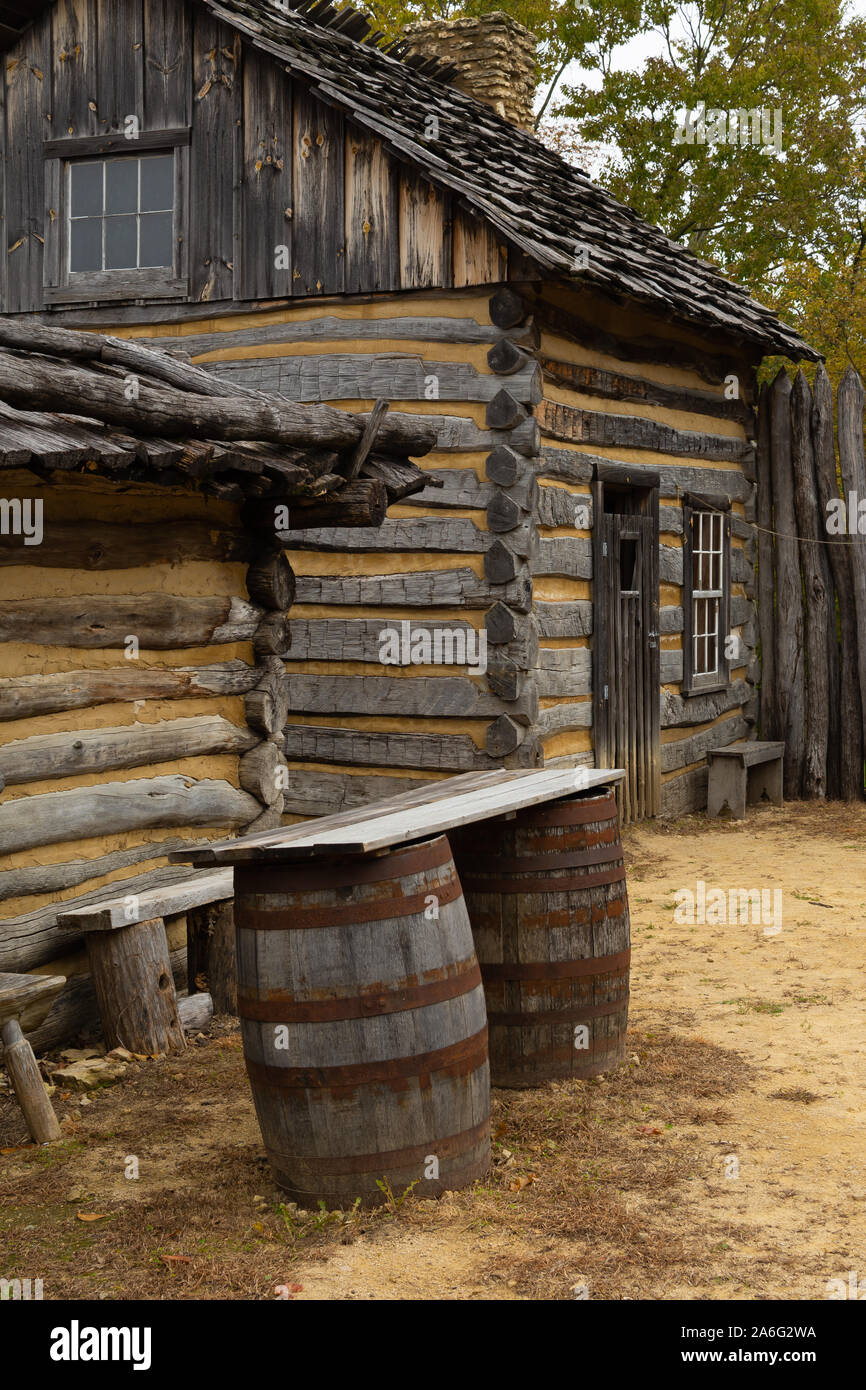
[{"left": 209, "top": 0, "right": 816, "bottom": 360}]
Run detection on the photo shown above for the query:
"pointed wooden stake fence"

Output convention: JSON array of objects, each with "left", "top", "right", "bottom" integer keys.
[{"left": 759, "top": 365, "right": 865, "bottom": 800}]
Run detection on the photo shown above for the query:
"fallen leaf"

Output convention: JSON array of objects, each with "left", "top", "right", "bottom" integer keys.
[
  {"left": 634, "top": 1125, "right": 663, "bottom": 1137},
  {"left": 493, "top": 1122, "right": 508, "bottom": 1140},
  {"left": 508, "top": 1174, "right": 535, "bottom": 1192},
  {"left": 159, "top": 1254, "right": 191, "bottom": 1265},
  {"left": 1, "top": 1144, "right": 34, "bottom": 1154},
  {"left": 77, "top": 1212, "right": 108, "bottom": 1222}
]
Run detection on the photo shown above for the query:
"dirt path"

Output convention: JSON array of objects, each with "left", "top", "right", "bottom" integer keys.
[{"left": 1, "top": 802, "right": 863, "bottom": 1301}]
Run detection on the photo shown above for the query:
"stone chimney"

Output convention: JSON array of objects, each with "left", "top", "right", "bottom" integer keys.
[{"left": 403, "top": 12, "right": 538, "bottom": 131}]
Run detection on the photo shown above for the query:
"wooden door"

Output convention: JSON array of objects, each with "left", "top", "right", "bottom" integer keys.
[{"left": 594, "top": 509, "right": 660, "bottom": 821}]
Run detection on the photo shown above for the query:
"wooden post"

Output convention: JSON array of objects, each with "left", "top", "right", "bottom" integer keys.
[
  {"left": 769, "top": 369, "right": 806, "bottom": 797},
  {"left": 755, "top": 383, "right": 777, "bottom": 739},
  {"left": 85, "top": 918, "right": 186, "bottom": 1055},
  {"left": 791, "top": 372, "right": 830, "bottom": 798},
  {"left": 187, "top": 901, "right": 237, "bottom": 1014},
  {"left": 812, "top": 365, "right": 863, "bottom": 799},
  {"left": 1, "top": 1018, "right": 61, "bottom": 1143},
  {"left": 837, "top": 367, "right": 866, "bottom": 754}
]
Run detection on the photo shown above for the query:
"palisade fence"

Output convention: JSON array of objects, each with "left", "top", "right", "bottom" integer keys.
[{"left": 756, "top": 363, "right": 866, "bottom": 800}]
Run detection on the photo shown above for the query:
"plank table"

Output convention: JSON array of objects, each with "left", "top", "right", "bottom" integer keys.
[{"left": 171, "top": 766, "right": 626, "bottom": 866}]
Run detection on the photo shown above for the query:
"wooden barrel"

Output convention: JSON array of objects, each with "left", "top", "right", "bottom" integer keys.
[
  {"left": 234, "top": 834, "right": 490, "bottom": 1208},
  {"left": 449, "top": 787, "right": 630, "bottom": 1087}
]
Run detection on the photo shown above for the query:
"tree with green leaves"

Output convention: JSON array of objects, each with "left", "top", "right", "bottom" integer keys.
[{"left": 359, "top": 0, "right": 866, "bottom": 375}]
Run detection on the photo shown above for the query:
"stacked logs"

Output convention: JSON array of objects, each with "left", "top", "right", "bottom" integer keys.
[{"left": 483, "top": 288, "right": 543, "bottom": 767}]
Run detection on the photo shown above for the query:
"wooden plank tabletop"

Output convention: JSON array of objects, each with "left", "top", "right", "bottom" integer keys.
[{"left": 171, "top": 767, "right": 625, "bottom": 865}]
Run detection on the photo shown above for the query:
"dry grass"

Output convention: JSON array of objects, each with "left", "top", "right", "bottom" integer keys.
[{"left": 0, "top": 1019, "right": 756, "bottom": 1301}]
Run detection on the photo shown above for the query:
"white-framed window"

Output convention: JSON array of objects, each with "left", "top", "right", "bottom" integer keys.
[
  {"left": 691, "top": 510, "right": 724, "bottom": 676},
  {"left": 683, "top": 498, "right": 732, "bottom": 694},
  {"left": 68, "top": 153, "right": 175, "bottom": 274}
]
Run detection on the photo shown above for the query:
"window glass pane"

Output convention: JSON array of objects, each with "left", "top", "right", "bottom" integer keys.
[
  {"left": 70, "top": 217, "right": 102, "bottom": 272},
  {"left": 140, "top": 155, "right": 173, "bottom": 211},
  {"left": 105, "top": 159, "right": 139, "bottom": 215},
  {"left": 105, "top": 214, "right": 138, "bottom": 269},
  {"left": 138, "top": 211, "right": 173, "bottom": 268},
  {"left": 70, "top": 162, "right": 103, "bottom": 218}
]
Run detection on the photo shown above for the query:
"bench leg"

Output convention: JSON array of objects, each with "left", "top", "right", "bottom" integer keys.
[
  {"left": 747, "top": 758, "right": 784, "bottom": 808},
  {"left": 707, "top": 762, "right": 747, "bottom": 820},
  {"left": 86, "top": 917, "right": 186, "bottom": 1056},
  {"left": 1, "top": 1018, "right": 61, "bottom": 1144}
]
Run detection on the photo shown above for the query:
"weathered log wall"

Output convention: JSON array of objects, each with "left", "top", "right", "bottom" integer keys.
[
  {"left": 0, "top": 473, "right": 285, "bottom": 1017},
  {"left": 528, "top": 280, "right": 761, "bottom": 816},
  {"left": 96, "top": 278, "right": 764, "bottom": 821}
]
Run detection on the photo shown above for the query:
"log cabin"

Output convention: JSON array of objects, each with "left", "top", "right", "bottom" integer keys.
[{"left": 0, "top": 0, "right": 818, "bottom": 1041}]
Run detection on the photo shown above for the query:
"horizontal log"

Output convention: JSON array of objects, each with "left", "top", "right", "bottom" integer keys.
[
  {"left": 535, "top": 647, "right": 592, "bottom": 698},
  {"left": 538, "top": 398, "right": 754, "bottom": 464},
  {"left": 204, "top": 353, "right": 542, "bottom": 407},
  {"left": 422, "top": 412, "right": 540, "bottom": 456},
  {"left": 282, "top": 769, "right": 430, "bottom": 818},
  {"left": 534, "top": 601, "right": 592, "bottom": 638},
  {"left": 660, "top": 649, "right": 684, "bottom": 683},
  {"left": 660, "top": 605, "right": 684, "bottom": 634},
  {"left": 660, "top": 765, "right": 709, "bottom": 818},
  {"left": 0, "top": 776, "right": 261, "bottom": 857},
  {"left": 534, "top": 299, "right": 744, "bottom": 387},
  {"left": 537, "top": 485, "right": 591, "bottom": 530},
  {"left": 284, "top": 725, "right": 491, "bottom": 771},
  {"left": 285, "top": 617, "right": 478, "bottom": 663},
  {"left": 540, "top": 356, "right": 753, "bottom": 425},
  {"left": 0, "top": 595, "right": 263, "bottom": 648},
  {"left": 532, "top": 538, "right": 593, "bottom": 579},
  {"left": 538, "top": 448, "right": 753, "bottom": 501},
  {"left": 0, "top": 521, "right": 253, "bottom": 570},
  {"left": 0, "top": 716, "right": 257, "bottom": 787},
  {"left": 536, "top": 701, "right": 593, "bottom": 736},
  {"left": 489, "top": 288, "right": 530, "bottom": 329},
  {"left": 661, "top": 714, "right": 751, "bottom": 774},
  {"left": 0, "top": 837, "right": 200, "bottom": 905},
  {"left": 401, "top": 469, "right": 493, "bottom": 510},
  {"left": 142, "top": 315, "right": 541, "bottom": 356},
  {"left": 280, "top": 516, "right": 486, "bottom": 553},
  {"left": 485, "top": 713, "right": 524, "bottom": 757},
  {"left": 0, "top": 660, "right": 259, "bottom": 722},
  {"left": 293, "top": 568, "right": 532, "bottom": 612},
  {"left": 0, "top": 349, "right": 437, "bottom": 457},
  {"left": 661, "top": 678, "right": 753, "bottom": 729},
  {"left": 283, "top": 673, "right": 538, "bottom": 722},
  {"left": 242, "top": 479, "right": 388, "bottom": 533}
]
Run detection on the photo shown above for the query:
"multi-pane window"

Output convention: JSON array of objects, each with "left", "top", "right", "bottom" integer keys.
[
  {"left": 68, "top": 153, "right": 174, "bottom": 274},
  {"left": 682, "top": 498, "right": 731, "bottom": 694},
  {"left": 691, "top": 511, "right": 724, "bottom": 676}
]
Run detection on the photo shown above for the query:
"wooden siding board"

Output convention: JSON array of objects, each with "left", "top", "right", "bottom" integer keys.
[
  {"left": 190, "top": 11, "right": 237, "bottom": 302},
  {"left": 399, "top": 167, "right": 450, "bottom": 290},
  {"left": 51, "top": 0, "right": 98, "bottom": 137},
  {"left": 5, "top": 18, "right": 51, "bottom": 312},
  {"left": 239, "top": 49, "right": 292, "bottom": 300},
  {"left": 95, "top": 0, "right": 143, "bottom": 134},
  {"left": 344, "top": 124, "right": 399, "bottom": 294},
  {"left": 143, "top": 0, "right": 192, "bottom": 130},
  {"left": 292, "top": 82, "right": 344, "bottom": 296}
]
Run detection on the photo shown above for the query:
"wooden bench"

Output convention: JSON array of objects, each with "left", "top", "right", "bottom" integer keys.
[
  {"left": 1, "top": 972, "right": 66, "bottom": 1142},
  {"left": 707, "top": 741, "right": 785, "bottom": 820},
  {"left": 58, "top": 869, "right": 234, "bottom": 1055}
]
